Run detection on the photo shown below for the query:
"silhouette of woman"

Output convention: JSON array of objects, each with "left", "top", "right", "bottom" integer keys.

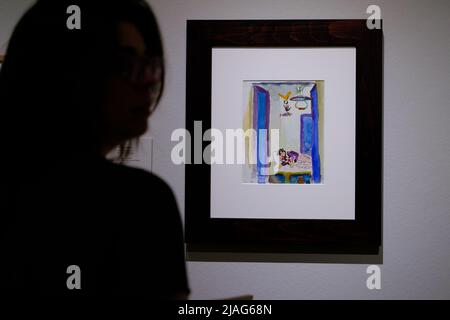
[{"left": 0, "top": 0, "right": 189, "bottom": 298}]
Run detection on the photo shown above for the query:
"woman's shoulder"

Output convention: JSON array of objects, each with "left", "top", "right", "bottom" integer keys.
[
  {"left": 101, "top": 158, "right": 166, "bottom": 183},
  {"left": 98, "top": 159, "right": 175, "bottom": 200},
  {"left": 101, "top": 160, "right": 182, "bottom": 230}
]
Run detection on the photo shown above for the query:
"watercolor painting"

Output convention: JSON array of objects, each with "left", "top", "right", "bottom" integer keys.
[{"left": 242, "top": 80, "right": 324, "bottom": 184}]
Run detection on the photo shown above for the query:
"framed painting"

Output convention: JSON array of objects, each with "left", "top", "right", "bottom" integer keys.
[{"left": 185, "top": 20, "right": 382, "bottom": 254}]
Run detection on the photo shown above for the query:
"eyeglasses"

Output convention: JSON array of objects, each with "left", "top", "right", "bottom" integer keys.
[{"left": 113, "top": 52, "right": 163, "bottom": 87}]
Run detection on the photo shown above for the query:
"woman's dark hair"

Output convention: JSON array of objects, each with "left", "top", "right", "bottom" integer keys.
[{"left": 0, "top": 0, "right": 164, "bottom": 176}]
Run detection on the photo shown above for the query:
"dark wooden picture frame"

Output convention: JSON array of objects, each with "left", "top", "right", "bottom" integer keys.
[{"left": 185, "top": 20, "right": 382, "bottom": 254}]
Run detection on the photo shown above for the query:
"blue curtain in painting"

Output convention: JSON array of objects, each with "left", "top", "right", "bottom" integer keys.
[{"left": 253, "top": 86, "right": 270, "bottom": 184}]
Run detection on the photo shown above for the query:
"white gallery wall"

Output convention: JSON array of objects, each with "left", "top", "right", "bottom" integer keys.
[{"left": 1, "top": 0, "right": 449, "bottom": 299}]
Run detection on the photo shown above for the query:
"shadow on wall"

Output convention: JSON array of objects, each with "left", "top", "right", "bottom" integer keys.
[{"left": 187, "top": 245, "right": 383, "bottom": 265}]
